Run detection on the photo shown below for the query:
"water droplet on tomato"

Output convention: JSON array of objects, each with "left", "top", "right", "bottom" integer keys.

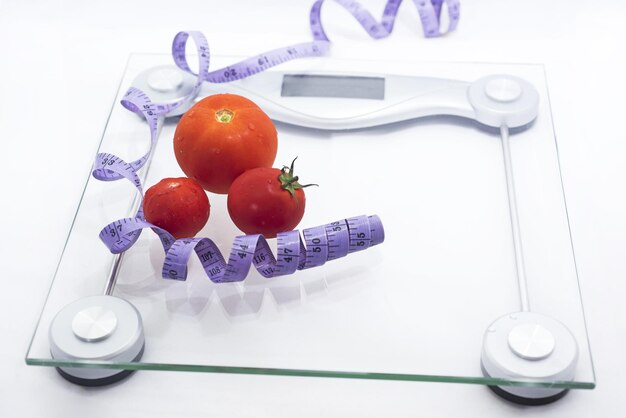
[{"left": 248, "top": 123, "right": 255, "bottom": 131}]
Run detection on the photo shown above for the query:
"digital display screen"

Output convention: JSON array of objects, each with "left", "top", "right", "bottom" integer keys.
[{"left": 281, "top": 74, "right": 385, "bottom": 100}]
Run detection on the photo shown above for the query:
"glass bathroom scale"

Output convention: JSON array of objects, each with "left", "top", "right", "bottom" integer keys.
[{"left": 26, "top": 53, "right": 595, "bottom": 396}]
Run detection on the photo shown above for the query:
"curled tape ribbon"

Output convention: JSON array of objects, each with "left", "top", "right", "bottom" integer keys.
[{"left": 95, "top": 89, "right": 385, "bottom": 282}]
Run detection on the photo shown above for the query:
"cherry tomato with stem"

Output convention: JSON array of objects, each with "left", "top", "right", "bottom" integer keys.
[{"left": 227, "top": 158, "right": 316, "bottom": 238}]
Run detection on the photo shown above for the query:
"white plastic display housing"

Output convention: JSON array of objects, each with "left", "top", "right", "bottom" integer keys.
[{"left": 132, "top": 66, "right": 540, "bottom": 130}]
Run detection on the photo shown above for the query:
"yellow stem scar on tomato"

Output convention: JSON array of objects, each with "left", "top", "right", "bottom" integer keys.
[{"left": 215, "top": 108, "right": 234, "bottom": 123}]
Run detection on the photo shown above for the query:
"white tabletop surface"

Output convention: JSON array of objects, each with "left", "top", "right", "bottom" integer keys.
[{"left": 2, "top": 0, "right": 625, "bottom": 416}]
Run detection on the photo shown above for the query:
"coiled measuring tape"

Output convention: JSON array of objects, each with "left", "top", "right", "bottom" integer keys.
[{"left": 94, "top": 0, "right": 459, "bottom": 280}]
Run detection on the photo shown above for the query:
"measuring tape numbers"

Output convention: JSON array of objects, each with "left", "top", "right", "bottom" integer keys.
[{"left": 100, "top": 214, "right": 384, "bottom": 282}]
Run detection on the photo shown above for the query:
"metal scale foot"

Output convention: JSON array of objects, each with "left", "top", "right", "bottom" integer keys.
[{"left": 49, "top": 295, "right": 145, "bottom": 386}]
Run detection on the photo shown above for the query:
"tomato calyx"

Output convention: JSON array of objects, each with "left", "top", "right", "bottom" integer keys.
[{"left": 278, "top": 157, "right": 317, "bottom": 199}]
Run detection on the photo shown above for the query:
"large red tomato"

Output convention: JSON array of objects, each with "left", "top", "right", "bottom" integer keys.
[
  {"left": 173, "top": 94, "right": 278, "bottom": 194},
  {"left": 143, "top": 177, "right": 210, "bottom": 239},
  {"left": 227, "top": 159, "right": 315, "bottom": 238}
]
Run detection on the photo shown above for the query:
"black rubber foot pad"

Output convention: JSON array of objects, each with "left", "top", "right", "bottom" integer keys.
[
  {"left": 55, "top": 344, "right": 145, "bottom": 387},
  {"left": 487, "top": 384, "right": 569, "bottom": 406},
  {"left": 481, "top": 363, "right": 569, "bottom": 405}
]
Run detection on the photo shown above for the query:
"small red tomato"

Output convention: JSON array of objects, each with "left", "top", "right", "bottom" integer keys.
[
  {"left": 227, "top": 158, "right": 316, "bottom": 238},
  {"left": 143, "top": 177, "right": 210, "bottom": 239}
]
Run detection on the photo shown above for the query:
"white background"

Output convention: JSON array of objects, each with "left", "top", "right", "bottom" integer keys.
[{"left": 1, "top": 0, "right": 625, "bottom": 416}]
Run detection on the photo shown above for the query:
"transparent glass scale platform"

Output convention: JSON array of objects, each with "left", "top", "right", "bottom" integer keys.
[{"left": 27, "top": 54, "right": 595, "bottom": 391}]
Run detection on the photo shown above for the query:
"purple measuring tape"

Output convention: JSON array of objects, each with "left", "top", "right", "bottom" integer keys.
[{"left": 94, "top": 0, "right": 459, "bottom": 281}]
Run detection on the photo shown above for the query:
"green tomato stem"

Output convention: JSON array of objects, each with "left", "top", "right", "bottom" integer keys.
[{"left": 278, "top": 157, "right": 318, "bottom": 198}]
